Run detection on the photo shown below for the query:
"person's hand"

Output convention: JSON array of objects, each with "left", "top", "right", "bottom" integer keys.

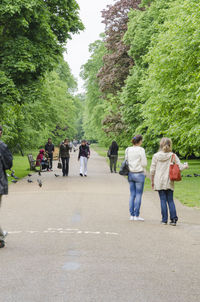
[{"left": 184, "top": 162, "right": 189, "bottom": 169}]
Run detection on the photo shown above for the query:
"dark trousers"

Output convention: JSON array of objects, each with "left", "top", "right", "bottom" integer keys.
[
  {"left": 110, "top": 155, "right": 118, "bottom": 172},
  {"left": 158, "top": 190, "right": 178, "bottom": 223},
  {"left": 61, "top": 157, "right": 69, "bottom": 176},
  {"left": 0, "top": 195, "right": 4, "bottom": 239}
]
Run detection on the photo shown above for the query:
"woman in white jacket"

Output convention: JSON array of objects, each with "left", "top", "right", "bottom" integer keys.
[
  {"left": 150, "top": 138, "right": 188, "bottom": 226},
  {"left": 125, "top": 135, "right": 147, "bottom": 221}
]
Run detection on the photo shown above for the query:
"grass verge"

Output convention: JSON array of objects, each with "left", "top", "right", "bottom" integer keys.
[
  {"left": 8, "top": 150, "right": 38, "bottom": 183},
  {"left": 92, "top": 144, "right": 200, "bottom": 208}
]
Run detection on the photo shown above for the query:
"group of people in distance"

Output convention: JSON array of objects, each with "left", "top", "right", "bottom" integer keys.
[
  {"left": 108, "top": 135, "right": 189, "bottom": 226},
  {"left": 36, "top": 138, "right": 90, "bottom": 177}
]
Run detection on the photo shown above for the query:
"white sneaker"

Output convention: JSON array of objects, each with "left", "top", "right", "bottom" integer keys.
[
  {"left": 129, "top": 216, "right": 135, "bottom": 221},
  {"left": 2, "top": 231, "right": 8, "bottom": 238},
  {"left": 135, "top": 216, "right": 144, "bottom": 221}
]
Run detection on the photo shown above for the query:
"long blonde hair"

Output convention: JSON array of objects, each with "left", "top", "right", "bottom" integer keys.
[{"left": 159, "top": 137, "right": 172, "bottom": 153}]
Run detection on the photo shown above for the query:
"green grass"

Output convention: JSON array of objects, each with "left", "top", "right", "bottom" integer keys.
[
  {"left": 8, "top": 150, "right": 38, "bottom": 183},
  {"left": 92, "top": 144, "right": 200, "bottom": 208}
]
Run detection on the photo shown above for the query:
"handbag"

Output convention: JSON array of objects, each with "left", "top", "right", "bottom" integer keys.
[
  {"left": 57, "top": 161, "right": 62, "bottom": 169},
  {"left": 107, "top": 149, "right": 111, "bottom": 157},
  {"left": 169, "top": 154, "right": 181, "bottom": 181},
  {"left": 119, "top": 160, "right": 129, "bottom": 176}
]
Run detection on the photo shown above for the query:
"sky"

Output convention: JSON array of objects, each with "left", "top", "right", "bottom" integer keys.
[{"left": 64, "top": 0, "right": 115, "bottom": 93}]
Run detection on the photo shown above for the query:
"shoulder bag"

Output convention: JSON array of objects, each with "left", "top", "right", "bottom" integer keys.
[
  {"left": 119, "top": 148, "right": 129, "bottom": 176},
  {"left": 169, "top": 154, "right": 181, "bottom": 181}
]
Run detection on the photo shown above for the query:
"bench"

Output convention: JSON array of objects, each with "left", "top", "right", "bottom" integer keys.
[{"left": 27, "top": 154, "right": 41, "bottom": 171}]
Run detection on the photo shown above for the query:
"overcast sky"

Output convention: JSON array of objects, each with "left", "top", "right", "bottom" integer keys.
[{"left": 64, "top": 0, "right": 115, "bottom": 93}]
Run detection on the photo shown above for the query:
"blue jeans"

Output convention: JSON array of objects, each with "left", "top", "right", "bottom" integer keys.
[
  {"left": 158, "top": 190, "right": 178, "bottom": 223},
  {"left": 128, "top": 172, "right": 145, "bottom": 217}
]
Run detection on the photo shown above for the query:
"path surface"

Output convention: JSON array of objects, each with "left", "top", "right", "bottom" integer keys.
[{"left": 0, "top": 150, "right": 200, "bottom": 302}]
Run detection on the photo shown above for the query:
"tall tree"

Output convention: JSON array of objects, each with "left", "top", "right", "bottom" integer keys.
[
  {"left": 97, "top": 0, "right": 141, "bottom": 95},
  {"left": 0, "top": 0, "right": 83, "bottom": 103}
]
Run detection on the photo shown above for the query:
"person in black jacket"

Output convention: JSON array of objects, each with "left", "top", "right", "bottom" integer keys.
[
  {"left": 0, "top": 126, "right": 13, "bottom": 248},
  {"left": 45, "top": 138, "right": 54, "bottom": 170},
  {"left": 59, "top": 139, "right": 72, "bottom": 176},
  {"left": 78, "top": 140, "right": 90, "bottom": 177},
  {"left": 108, "top": 141, "right": 119, "bottom": 173}
]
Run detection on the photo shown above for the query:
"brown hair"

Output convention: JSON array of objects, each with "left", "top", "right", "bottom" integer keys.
[
  {"left": 132, "top": 135, "right": 143, "bottom": 145},
  {"left": 159, "top": 137, "right": 172, "bottom": 153}
]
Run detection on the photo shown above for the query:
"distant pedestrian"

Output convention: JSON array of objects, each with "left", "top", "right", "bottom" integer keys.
[
  {"left": 125, "top": 135, "right": 147, "bottom": 221},
  {"left": 45, "top": 138, "right": 54, "bottom": 170},
  {"left": 78, "top": 140, "right": 90, "bottom": 177},
  {"left": 150, "top": 137, "right": 188, "bottom": 226},
  {"left": 108, "top": 141, "right": 119, "bottom": 173},
  {"left": 0, "top": 126, "right": 13, "bottom": 248},
  {"left": 59, "top": 139, "right": 72, "bottom": 176}
]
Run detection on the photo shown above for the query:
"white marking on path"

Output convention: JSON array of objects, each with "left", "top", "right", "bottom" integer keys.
[{"left": 7, "top": 228, "right": 119, "bottom": 236}]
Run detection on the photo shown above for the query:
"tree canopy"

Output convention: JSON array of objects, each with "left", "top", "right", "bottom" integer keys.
[{"left": 81, "top": 0, "right": 200, "bottom": 156}]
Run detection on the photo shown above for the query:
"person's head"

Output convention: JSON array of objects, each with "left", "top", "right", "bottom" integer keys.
[
  {"left": 64, "top": 138, "right": 69, "bottom": 144},
  {"left": 159, "top": 137, "right": 172, "bottom": 153},
  {"left": 0, "top": 125, "right": 2, "bottom": 137},
  {"left": 132, "top": 135, "right": 143, "bottom": 146},
  {"left": 48, "top": 138, "right": 52, "bottom": 144},
  {"left": 40, "top": 149, "right": 45, "bottom": 154},
  {"left": 111, "top": 141, "right": 117, "bottom": 148},
  {"left": 81, "top": 139, "right": 86, "bottom": 145}
]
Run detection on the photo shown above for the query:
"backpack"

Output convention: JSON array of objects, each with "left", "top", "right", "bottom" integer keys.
[{"left": 0, "top": 141, "right": 13, "bottom": 170}]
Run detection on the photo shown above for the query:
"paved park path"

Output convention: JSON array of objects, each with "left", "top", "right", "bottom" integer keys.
[{"left": 0, "top": 149, "right": 200, "bottom": 302}]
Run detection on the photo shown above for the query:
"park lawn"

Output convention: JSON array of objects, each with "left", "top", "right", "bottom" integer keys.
[
  {"left": 92, "top": 144, "right": 200, "bottom": 208},
  {"left": 8, "top": 151, "right": 38, "bottom": 183}
]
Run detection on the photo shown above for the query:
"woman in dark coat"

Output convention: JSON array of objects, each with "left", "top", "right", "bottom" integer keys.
[
  {"left": 59, "top": 139, "right": 72, "bottom": 176},
  {"left": 108, "top": 141, "right": 119, "bottom": 173}
]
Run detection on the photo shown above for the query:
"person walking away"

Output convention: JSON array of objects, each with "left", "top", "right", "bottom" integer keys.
[
  {"left": 45, "top": 138, "right": 54, "bottom": 170},
  {"left": 108, "top": 141, "right": 119, "bottom": 173},
  {"left": 59, "top": 139, "right": 72, "bottom": 176},
  {"left": 150, "top": 137, "right": 188, "bottom": 226},
  {"left": 0, "top": 125, "right": 13, "bottom": 248},
  {"left": 125, "top": 135, "right": 147, "bottom": 221},
  {"left": 78, "top": 140, "right": 90, "bottom": 177}
]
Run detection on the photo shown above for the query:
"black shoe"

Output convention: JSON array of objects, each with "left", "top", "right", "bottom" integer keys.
[
  {"left": 84, "top": 175, "right": 87, "bottom": 177},
  {"left": 169, "top": 220, "right": 176, "bottom": 226},
  {"left": 80, "top": 173, "right": 83, "bottom": 177},
  {"left": 0, "top": 240, "right": 5, "bottom": 248}
]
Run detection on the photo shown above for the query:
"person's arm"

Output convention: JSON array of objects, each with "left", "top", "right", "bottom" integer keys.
[
  {"left": 174, "top": 154, "right": 189, "bottom": 171},
  {"left": 78, "top": 146, "right": 81, "bottom": 160},
  {"left": 87, "top": 146, "right": 90, "bottom": 158},
  {"left": 150, "top": 155, "right": 156, "bottom": 189},
  {"left": 52, "top": 144, "right": 55, "bottom": 152},
  {"left": 59, "top": 146, "right": 61, "bottom": 160},
  {"left": 125, "top": 148, "right": 128, "bottom": 161},
  {"left": 141, "top": 148, "right": 147, "bottom": 168}
]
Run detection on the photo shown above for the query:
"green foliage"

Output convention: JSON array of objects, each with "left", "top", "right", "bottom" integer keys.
[
  {"left": 0, "top": 0, "right": 83, "bottom": 104},
  {"left": 140, "top": 0, "right": 200, "bottom": 156},
  {"left": 0, "top": 0, "right": 84, "bottom": 150},
  {"left": 81, "top": 37, "right": 108, "bottom": 143},
  {"left": 1, "top": 59, "right": 83, "bottom": 150}
]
